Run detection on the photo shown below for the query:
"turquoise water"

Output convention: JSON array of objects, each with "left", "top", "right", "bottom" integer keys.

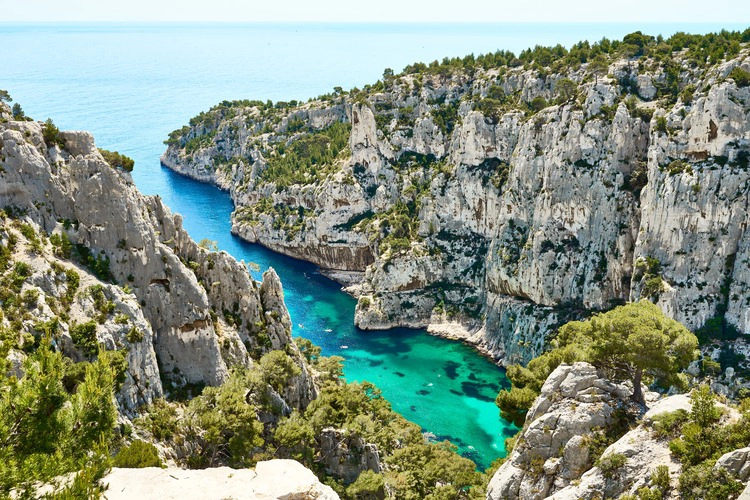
[{"left": 2, "top": 22, "right": 744, "bottom": 469}]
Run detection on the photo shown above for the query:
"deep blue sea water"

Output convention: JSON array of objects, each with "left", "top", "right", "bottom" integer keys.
[{"left": 1, "top": 22, "right": 744, "bottom": 469}]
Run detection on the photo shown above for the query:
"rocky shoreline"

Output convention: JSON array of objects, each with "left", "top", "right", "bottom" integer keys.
[{"left": 162, "top": 36, "right": 750, "bottom": 367}]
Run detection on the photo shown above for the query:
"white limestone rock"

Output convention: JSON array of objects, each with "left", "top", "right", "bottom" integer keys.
[{"left": 101, "top": 460, "right": 339, "bottom": 500}]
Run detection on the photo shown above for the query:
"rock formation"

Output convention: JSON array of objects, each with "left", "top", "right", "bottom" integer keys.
[
  {"left": 0, "top": 104, "right": 316, "bottom": 416},
  {"left": 101, "top": 460, "right": 339, "bottom": 499},
  {"left": 487, "top": 362, "right": 750, "bottom": 499},
  {"left": 161, "top": 39, "right": 750, "bottom": 365}
]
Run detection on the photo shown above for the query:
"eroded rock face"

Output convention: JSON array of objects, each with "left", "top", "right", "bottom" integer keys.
[
  {"left": 162, "top": 49, "right": 750, "bottom": 364},
  {"left": 488, "top": 365, "right": 750, "bottom": 500},
  {"left": 486, "top": 362, "right": 632, "bottom": 499},
  {"left": 101, "top": 460, "right": 340, "bottom": 499},
  {"left": 0, "top": 117, "right": 316, "bottom": 414},
  {"left": 319, "top": 428, "right": 382, "bottom": 484}
]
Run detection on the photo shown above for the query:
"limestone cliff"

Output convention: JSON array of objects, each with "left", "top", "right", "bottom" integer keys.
[
  {"left": 162, "top": 33, "right": 750, "bottom": 364},
  {"left": 0, "top": 105, "right": 316, "bottom": 416},
  {"left": 487, "top": 362, "right": 750, "bottom": 499}
]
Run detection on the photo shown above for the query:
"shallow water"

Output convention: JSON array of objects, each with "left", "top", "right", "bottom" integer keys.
[{"left": 2, "top": 21, "right": 742, "bottom": 468}]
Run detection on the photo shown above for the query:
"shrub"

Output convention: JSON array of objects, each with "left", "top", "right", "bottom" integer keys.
[
  {"left": 126, "top": 326, "right": 144, "bottom": 343},
  {"left": 678, "top": 463, "right": 743, "bottom": 500},
  {"left": 596, "top": 452, "right": 627, "bottom": 478},
  {"left": 701, "top": 358, "right": 721, "bottom": 376},
  {"left": 651, "top": 464, "right": 671, "bottom": 492},
  {"left": 728, "top": 66, "right": 750, "bottom": 88},
  {"left": 42, "top": 118, "right": 64, "bottom": 148},
  {"left": 642, "top": 276, "right": 665, "bottom": 299},
  {"left": 655, "top": 116, "right": 668, "bottom": 134},
  {"left": 651, "top": 409, "right": 689, "bottom": 439},
  {"left": 11, "top": 103, "right": 25, "bottom": 120},
  {"left": 259, "top": 350, "right": 301, "bottom": 392},
  {"left": 98, "top": 148, "right": 135, "bottom": 173},
  {"left": 70, "top": 321, "right": 99, "bottom": 356},
  {"left": 346, "top": 470, "right": 385, "bottom": 499},
  {"left": 135, "top": 399, "right": 178, "bottom": 441},
  {"left": 113, "top": 440, "right": 162, "bottom": 468},
  {"left": 49, "top": 232, "right": 72, "bottom": 258}
]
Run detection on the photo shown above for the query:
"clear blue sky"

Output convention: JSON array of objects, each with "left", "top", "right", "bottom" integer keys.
[{"left": 3, "top": 0, "right": 749, "bottom": 23}]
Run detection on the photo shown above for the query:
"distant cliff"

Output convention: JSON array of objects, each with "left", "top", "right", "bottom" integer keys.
[{"left": 162, "top": 30, "right": 750, "bottom": 365}]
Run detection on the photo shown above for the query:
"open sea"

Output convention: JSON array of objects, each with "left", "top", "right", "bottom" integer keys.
[{"left": 1, "top": 21, "right": 745, "bottom": 469}]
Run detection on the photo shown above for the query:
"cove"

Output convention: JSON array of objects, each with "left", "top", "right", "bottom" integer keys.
[
  {"left": 4, "top": 21, "right": 741, "bottom": 470},
  {"left": 159, "top": 170, "right": 517, "bottom": 468}
]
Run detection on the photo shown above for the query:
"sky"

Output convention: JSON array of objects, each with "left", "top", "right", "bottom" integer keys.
[{"left": 2, "top": 0, "right": 749, "bottom": 23}]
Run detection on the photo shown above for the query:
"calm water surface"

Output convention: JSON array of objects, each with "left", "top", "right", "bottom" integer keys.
[{"left": 2, "top": 22, "right": 742, "bottom": 468}]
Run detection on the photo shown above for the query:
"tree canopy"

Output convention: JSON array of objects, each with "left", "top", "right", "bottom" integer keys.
[
  {"left": 558, "top": 300, "right": 698, "bottom": 405},
  {"left": 497, "top": 301, "right": 698, "bottom": 427}
]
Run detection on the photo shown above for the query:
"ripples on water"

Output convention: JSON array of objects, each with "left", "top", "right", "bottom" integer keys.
[{"left": 2, "top": 21, "right": 742, "bottom": 468}]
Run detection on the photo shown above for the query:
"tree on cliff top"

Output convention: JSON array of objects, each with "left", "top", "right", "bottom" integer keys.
[
  {"left": 558, "top": 300, "right": 697, "bottom": 405},
  {"left": 497, "top": 301, "right": 698, "bottom": 426}
]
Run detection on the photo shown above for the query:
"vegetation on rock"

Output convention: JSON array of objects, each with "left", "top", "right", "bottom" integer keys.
[{"left": 497, "top": 301, "right": 698, "bottom": 425}]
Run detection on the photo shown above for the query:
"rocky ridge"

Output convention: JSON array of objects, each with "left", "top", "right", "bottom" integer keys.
[
  {"left": 162, "top": 33, "right": 750, "bottom": 365},
  {"left": 487, "top": 362, "right": 750, "bottom": 499},
  {"left": 0, "top": 104, "right": 316, "bottom": 415}
]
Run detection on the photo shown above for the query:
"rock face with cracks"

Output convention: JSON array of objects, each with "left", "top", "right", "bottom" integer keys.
[{"left": 487, "top": 362, "right": 750, "bottom": 499}]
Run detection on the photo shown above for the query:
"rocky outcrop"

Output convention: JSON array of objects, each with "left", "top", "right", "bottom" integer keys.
[
  {"left": 546, "top": 395, "right": 688, "bottom": 500},
  {"left": 0, "top": 115, "right": 316, "bottom": 415},
  {"left": 486, "top": 362, "right": 634, "bottom": 499},
  {"left": 487, "top": 362, "right": 750, "bottom": 500},
  {"left": 319, "top": 428, "right": 382, "bottom": 484},
  {"left": 716, "top": 447, "right": 750, "bottom": 483},
  {"left": 101, "top": 460, "right": 339, "bottom": 499},
  {"left": 162, "top": 41, "right": 750, "bottom": 365}
]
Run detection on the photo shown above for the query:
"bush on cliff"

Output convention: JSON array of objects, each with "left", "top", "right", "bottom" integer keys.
[
  {"left": 497, "top": 301, "right": 698, "bottom": 426},
  {"left": 113, "top": 440, "right": 162, "bottom": 468},
  {"left": 99, "top": 148, "right": 135, "bottom": 173},
  {"left": 0, "top": 342, "right": 119, "bottom": 497}
]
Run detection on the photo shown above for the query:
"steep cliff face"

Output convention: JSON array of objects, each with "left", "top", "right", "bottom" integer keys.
[
  {"left": 161, "top": 36, "right": 750, "bottom": 364},
  {"left": 487, "top": 363, "right": 750, "bottom": 500},
  {"left": 0, "top": 106, "right": 316, "bottom": 415}
]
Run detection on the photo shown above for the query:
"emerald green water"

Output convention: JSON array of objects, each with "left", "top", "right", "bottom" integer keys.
[{"left": 161, "top": 177, "right": 517, "bottom": 469}]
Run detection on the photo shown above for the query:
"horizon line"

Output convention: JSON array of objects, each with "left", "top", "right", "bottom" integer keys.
[{"left": 1, "top": 21, "right": 748, "bottom": 25}]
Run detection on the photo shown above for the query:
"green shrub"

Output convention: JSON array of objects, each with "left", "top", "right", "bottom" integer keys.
[
  {"left": 0, "top": 344, "right": 117, "bottom": 497},
  {"left": 651, "top": 409, "right": 689, "bottom": 439},
  {"left": 596, "top": 452, "right": 627, "bottom": 478},
  {"left": 135, "top": 399, "right": 178, "bottom": 441},
  {"left": 113, "top": 440, "right": 162, "bottom": 468},
  {"left": 49, "top": 232, "right": 72, "bottom": 258},
  {"left": 651, "top": 464, "right": 671, "bottom": 492},
  {"left": 346, "top": 470, "right": 385, "bottom": 499},
  {"left": 126, "top": 326, "right": 144, "bottom": 343},
  {"left": 259, "top": 350, "right": 301, "bottom": 392},
  {"left": 678, "top": 463, "right": 743, "bottom": 500},
  {"left": 99, "top": 148, "right": 135, "bottom": 173},
  {"left": 728, "top": 67, "right": 750, "bottom": 88},
  {"left": 701, "top": 358, "right": 721, "bottom": 376},
  {"left": 70, "top": 321, "right": 99, "bottom": 356},
  {"left": 655, "top": 116, "right": 668, "bottom": 134},
  {"left": 642, "top": 276, "right": 665, "bottom": 299},
  {"left": 42, "top": 118, "right": 64, "bottom": 148}
]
